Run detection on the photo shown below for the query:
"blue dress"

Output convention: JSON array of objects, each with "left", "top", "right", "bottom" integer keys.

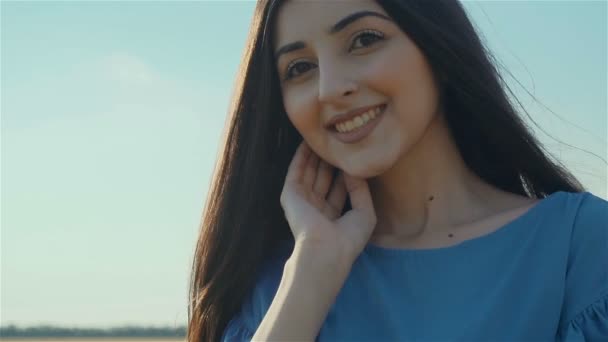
[{"left": 222, "top": 191, "right": 608, "bottom": 341}]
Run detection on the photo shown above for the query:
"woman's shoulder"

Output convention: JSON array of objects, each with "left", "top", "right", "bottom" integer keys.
[
  {"left": 569, "top": 191, "right": 607, "bottom": 229},
  {"left": 563, "top": 190, "right": 607, "bottom": 276},
  {"left": 545, "top": 190, "right": 607, "bottom": 260},
  {"left": 221, "top": 240, "right": 293, "bottom": 341},
  {"left": 251, "top": 240, "right": 294, "bottom": 304},
  {"left": 556, "top": 190, "right": 608, "bottom": 246},
  {"left": 249, "top": 239, "right": 294, "bottom": 312}
]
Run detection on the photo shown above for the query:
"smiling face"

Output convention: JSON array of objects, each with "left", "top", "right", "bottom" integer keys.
[{"left": 273, "top": 0, "right": 442, "bottom": 178}]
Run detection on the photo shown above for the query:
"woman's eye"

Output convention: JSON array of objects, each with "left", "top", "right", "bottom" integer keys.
[
  {"left": 284, "top": 61, "right": 316, "bottom": 81},
  {"left": 349, "top": 29, "right": 385, "bottom": 52}
]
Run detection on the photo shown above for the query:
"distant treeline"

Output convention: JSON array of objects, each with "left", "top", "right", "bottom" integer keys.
[{"left": 0, "top": 325, "right": 186, "bottom": 338}]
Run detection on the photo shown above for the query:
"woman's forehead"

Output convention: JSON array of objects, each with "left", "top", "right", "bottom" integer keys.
[{"left": 272, "top": 0, "right": 387, "bottom": 48}]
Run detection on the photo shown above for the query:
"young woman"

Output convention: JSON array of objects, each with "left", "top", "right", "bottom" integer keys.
[{"left": 187, "top": 0, "right": 607, "bottom": 341}]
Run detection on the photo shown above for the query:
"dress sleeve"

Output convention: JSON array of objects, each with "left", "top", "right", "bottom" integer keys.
[
  {"left": 557, "top": 294, "right": 608, "bottom": 341},
  {"left": 221, "top": 314, "right": 255, "bottom": 341},
  {"left": 556, "top": 192, "right": 608, "bottom": 341}
]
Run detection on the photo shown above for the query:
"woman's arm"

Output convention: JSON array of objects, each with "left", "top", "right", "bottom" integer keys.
[{"left": 251, "top": 240, "right": 353, "bottom": 341}]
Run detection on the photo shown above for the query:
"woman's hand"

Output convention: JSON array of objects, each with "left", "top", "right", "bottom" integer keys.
[{"left": 280, "top": 142, "right": 377, "bottom": 263}]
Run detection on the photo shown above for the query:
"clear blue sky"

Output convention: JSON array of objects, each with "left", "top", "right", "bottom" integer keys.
[{"left": 1, "top": 0, "right": 606, "bottom": 328}]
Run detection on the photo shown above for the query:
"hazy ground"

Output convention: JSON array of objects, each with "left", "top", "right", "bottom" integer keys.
[{"left": 0, "top": 340, "right": 184, "bottom": 342}]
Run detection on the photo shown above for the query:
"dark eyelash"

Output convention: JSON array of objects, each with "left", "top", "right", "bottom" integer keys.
[
  {"left": 283, "top": 59, "right": 315, "bottom": 81},
  {"left": 348, "top": 29, "right": 385, "bottom": 52}
]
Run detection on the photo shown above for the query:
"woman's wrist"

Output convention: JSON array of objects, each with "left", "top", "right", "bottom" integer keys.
[{"left": 290, "top": 238, "right": 355, "bottom": 285}]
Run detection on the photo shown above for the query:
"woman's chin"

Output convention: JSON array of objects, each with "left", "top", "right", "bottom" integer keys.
[
  {"left": 338, "top": 158, "right": 391, "bottom": 180},
  {"left": 330, "top": 140, "right": 401, "bottom": 180}
]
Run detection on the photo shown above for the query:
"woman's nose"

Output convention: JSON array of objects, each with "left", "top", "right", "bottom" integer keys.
[{"left": 317, "top": 64, "right": 359, "bottom": 104}]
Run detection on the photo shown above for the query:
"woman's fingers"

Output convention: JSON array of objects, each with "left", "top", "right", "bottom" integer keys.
[
  {"left": 313, "top": 160, "right": 333, "bottom": 197},
  {"left": 284, "top": 142, "right": 371, "bottom": 226},
  {"left": 302, "top": 149, "right": 319, "bottom": 188},
  {"left": 285, "top": 142, "right": 312, "bottom": 184},
  {"left": 343, "top": 173, "right": 376, "bottom": 222},
  {"left": 327, "top": 171, "right": 347, "bottom": 215}
]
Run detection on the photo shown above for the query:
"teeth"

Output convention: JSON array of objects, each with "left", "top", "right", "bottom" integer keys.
[{"left": 335, "top": 106, "right": 383, "bottom": 133}]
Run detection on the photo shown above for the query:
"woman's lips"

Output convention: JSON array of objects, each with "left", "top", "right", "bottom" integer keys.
[{"left": 329, "top": 104, "right": 386, "bottom": 144}]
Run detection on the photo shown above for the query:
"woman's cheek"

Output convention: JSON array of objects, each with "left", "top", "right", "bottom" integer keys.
[
  {"left": 283, "top": 88, "right": 316, "bottom": 131},
  {"left": 360, "top": 47, "right": 402, "bottom": 91},
  {"left": 283, "top": 87, "right": 329, "bottom": 156}
]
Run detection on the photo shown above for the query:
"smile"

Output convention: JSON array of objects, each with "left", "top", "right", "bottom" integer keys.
[
  {"left": 330, "top": 104, "right": 386, "bottom": 144},
  {"left": 335, "top": 106, "right": 382, "bottom": 133}
]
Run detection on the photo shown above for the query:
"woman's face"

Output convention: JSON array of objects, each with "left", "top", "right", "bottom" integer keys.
[{"left": 273, "top": 0, "right": 441, "bottom": 178}]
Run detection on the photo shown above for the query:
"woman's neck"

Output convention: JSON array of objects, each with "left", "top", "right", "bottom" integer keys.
[{"left": 368, "top": 113, "right": 510, "bottom": 241}]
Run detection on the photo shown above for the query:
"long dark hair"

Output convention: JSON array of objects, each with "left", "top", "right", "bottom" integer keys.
[{"left": 187, "top": 0, "right": 585, "bottom": 340}]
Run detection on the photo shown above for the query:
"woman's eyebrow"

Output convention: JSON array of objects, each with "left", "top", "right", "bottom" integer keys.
[{"left": 274, "top": 10, "right": 392, "bottom": 60}]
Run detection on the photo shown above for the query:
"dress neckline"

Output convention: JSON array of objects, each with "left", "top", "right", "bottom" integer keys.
[{"left": 363, "top": 191, "right": 567, "bottom": 257}]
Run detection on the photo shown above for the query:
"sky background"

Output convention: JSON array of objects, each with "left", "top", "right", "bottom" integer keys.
[{"left": 1, "top": 0, "right": 606, "bottom": 328}]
